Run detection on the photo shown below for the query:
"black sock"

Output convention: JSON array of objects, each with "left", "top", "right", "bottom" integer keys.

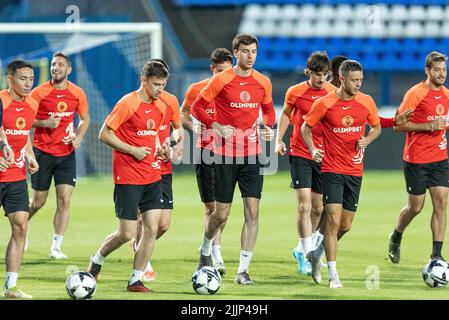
[
  {"left": 432, "top": 241, "right": 443, "bottom": 258},
  {"left": 391, "top": 229, "right": 402, "bottom": 243}
]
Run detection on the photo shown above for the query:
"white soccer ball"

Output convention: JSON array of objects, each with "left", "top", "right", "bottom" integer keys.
[
  {"left": 192, "top": 266, "right": 221, "bottom": 295},
  {"left": 422, "top": 259, "right": 448, "bottom": 288},
  {"left": 66, "top": 271, "right": 97, "bottom": 300}
]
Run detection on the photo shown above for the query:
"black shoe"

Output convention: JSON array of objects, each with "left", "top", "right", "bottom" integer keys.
[
  {"left": 388, "top": 233, "right": 401, "bottom": 264},
  {"left": 197, "top": 253, "right": 213, "bottom": 270},
  {"left": 234, "top": 272, "right": 254, "bottom": 285},
  {"left": 87, "top": 257, "right": 102, "bottom": 281},
  {"left": 430, "top": 255, "right": 446, "bottom": 262}
]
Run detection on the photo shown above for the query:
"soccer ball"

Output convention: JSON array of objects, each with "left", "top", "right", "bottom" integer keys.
[
  {"left": 422, "top": 259, "right": 448, "bottom": 288},
  {"left": 66, "top": 271, "right": 97, "bottom": 300},
  {"left": 192, "top": 266, "right": 221, "bottom": 295}
]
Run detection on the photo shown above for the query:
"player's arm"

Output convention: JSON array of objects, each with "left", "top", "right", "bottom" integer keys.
[
  {"left": 25, "top": 135, "right": 39, "bottom": 174},
  {"left": 172, "top": 119, "right": 184, "bottom": 160},
  {"left": 72, "top": 112, "right": 90, "bottom": 150},
  {"left": 301, "top": 122, "right": 323, "bottom": 163},
  {"left": 0, "top": 101, "right": 13, "bottom": 164},
  {"left": 275, "top": 102, "right": 294, "bottom": 155},
  {"left": 99, "top": 123, "right": 151, "bottom": 161},
  {"left": 33, "top": 114, "right": 61, "bottom": 128},
  {"left": 394, "top": 117, "right": 446, "bottom": 132},
  {"left": 357, "top": 123, "right": 381, "bottom": 150},
  {"left": 180, "top": 102, "right": 194, "bottom": 131}
]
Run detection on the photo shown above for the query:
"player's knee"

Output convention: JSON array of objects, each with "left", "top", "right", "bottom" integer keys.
[
  {"left": 57, "top": 195, "right": 72, "bottom": 211},
  {"left": 30, "top": 198, "right": 46, "bottom": 211},
  {"left": 297, "top": 202, "right": 312, "bottom": 217},
  {"left": 311, "top": 205, "right": 323, "bottom": 218},
  {"left": 12, "top": 220, "right": 28, "bottom": 238},
  {"left": 117, "top": 229, "right": 135, "bottom": 243},
  {"left": 158, "top": 220, "right": 171, "bottom": 234},
  {"left": 408, "top": 204, "right": 424, "bottom": 215},
  {"left": 204, "top": 203, "right": 215, "bottom": 216}
]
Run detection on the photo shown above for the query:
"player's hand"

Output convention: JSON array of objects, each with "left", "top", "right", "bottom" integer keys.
[
  {"left": 261, "top": 125, "right": 274, "bottom": 141},
  {"left": 430, "top": 117, "right": 446, "bottom": 131},
  {"left": 311, "top": 148, "right": 324, "bottom": 163},
  {"left": 357, "top": 135, "right": 369, "bottom": 150},
  {"left": 212, "top": 122, "right": 235, "bottom": 139},
  {"left": 0, "top": 157, "right": 11, "bottom": 172},
  {"left": 131, "top": 146, "right": 152, "bottom": 161},
  {"left": 2, "top": 144, "right": 14, "bottom": 164},
  {"left": 394, "top": 109, "right": 413, "bottom": 126},
  {"left": 157, "top": 143, "right": 173, "bottom": 162},
  {"left": 72, "top": 136, "right": 83, "bottom": 150},
  {"left": 193, "top": 123, "right": 206, "bottom": 134},
  {"left": 173, "top": 136, "right": 183, "bottom": 161},
  {"left": 46, "top": 114, "right": 62, "bottom": 128},
  {"left": 27, "top": 157, "right": 39, "bottom": 174},
  {"left": 275, "top": 140, "right": 287, "bottom": 156}
]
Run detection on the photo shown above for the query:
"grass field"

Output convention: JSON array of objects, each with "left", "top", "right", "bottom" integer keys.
[{"left": 0, "top": 170, "right": 447, "bottom": 300}]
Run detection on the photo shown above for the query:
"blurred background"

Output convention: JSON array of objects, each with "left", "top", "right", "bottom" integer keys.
[{"left": 1, "top": 0, "right": 448, "bottom": 175}]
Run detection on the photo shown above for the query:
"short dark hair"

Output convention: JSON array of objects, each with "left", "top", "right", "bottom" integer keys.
[
  {"left": 232, "top": 33, "right": 258, "bottom": 51},
  {"left": 149, "top": 58, "right": 170, "bottom": 73},
  {"left": 210, "top": 48, "right": 233, "bottom": 66},
  {"left": 339, "top": 60, "right": 363, "bottom": 77},
  {"left": 7, "top": 59, "right": 33, "bottom": 75},
  {"left": 141, "top": 60, "right": 169, "bottom": 79},
  {"left": 331, "top": 55, "right": 348, "bottom": 80},
  {"left": 425, "top": 51, "right": 448, "bottom": 69},
  {"left": 52, "top": 52, "right": 71, "bottom": 66},
  {"left": 304, "top": 51, "right": 330, "bottom": 75}
]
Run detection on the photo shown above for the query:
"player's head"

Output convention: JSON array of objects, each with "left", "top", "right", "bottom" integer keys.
[
  {"left": 339, "top": 60, "right": 363, "bottom": 96},
  {"left": 330, "top": 55, "right": 348, "bottom": 87},
  {"left": 141, "top": 60, "right": 169, "bottom": 100},
  {"left": 210, "top": 48, "right": 233, "bottom": 75},
  {"left": 425, "top": 51, "right": 447, "bottom": 88},
  {"left": 304, "top": 51, "right": 330, "bottom": 89},
  {"left": 7, "top": 59, "right": 34, "bottom": 98},
  {"left": 232, "top": 33, "right": 258, "bottom": 71},
  {"left": 149, "top": 58, "right": 170, "bottom": 73},
  {"left": 51, "top": 52, "right": 72, "bottom": 84}
]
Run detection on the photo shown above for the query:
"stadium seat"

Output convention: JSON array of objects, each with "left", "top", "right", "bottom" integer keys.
[
  {"left": 408, "top": 5, "right": 426, "bottom": 20},
  {"left": 426, "top": 6, "right": 444, "bottom": 21}
]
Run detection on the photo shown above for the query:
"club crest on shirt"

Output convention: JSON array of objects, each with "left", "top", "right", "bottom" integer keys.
[
  {"left": 342, "top": 115, "right": 354, "bottom": 127},
  {"left": 16, "top": 117, "right": 26, "bottom": 129},
  {"left": 436, "top": 104, "right": 445, "bottom": 115},
  {"left": 240, "top": 91, "right": 251, "bottom": 103},
  {"left": 57, "top": 101, "right": 68, "bottom": 112},
  {"left": 147, "top": 119, "right": 156, "bottom": 130}
]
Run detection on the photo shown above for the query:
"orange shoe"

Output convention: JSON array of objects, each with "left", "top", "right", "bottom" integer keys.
[
  {"left": 127, "top": 280, "right": 152, "bottom": 292},
  {"left": 143, "top": 270, "right": 157, "bottom": 282}
]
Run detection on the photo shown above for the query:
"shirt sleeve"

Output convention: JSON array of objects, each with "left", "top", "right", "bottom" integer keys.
[
  {"left": 105, "top": 101, "right": 135, "bottom": 131},
  {"left": 366, "top": 97, "right": 380, "bottom": 126},
  {"left": 76, "top": 89, "right": 89, "bottom": 118},
  {"left": 191, "top": 76, "right": 223, "bottom": 128},
  {"left": 398, "top": 87, "right": 423, "bottom": 113},
  {"left": 170, "top": 96, "right": 181, "bottom": 123},
  {"left": 0, "top": 98, "right": 3, "bottom": 127},
  {"left": 305, "top": 100, "right": 329, "bottom": 127},
  {"left": 380, "top": 116, "right": 394, "bottom": 128},
  {"left": 181, "top": 84, "right": 196, "bottom": 115}
]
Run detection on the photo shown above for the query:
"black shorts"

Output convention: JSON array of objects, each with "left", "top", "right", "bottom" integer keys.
[
  {"left": 113, "top": 180, "right": 162, "bottom": 220},
  {"left": 195, "top": 149, "right": 215, "bottom": 203},
  {"left": 0, "top": 180, "right": 29, "bottom": 215},
  {"left": 289, "top": 155, "right": 322, "bottom": 193},
  {"left": 31, "top": 147, "right": 76, "bottom": 191},
  {"left": 161, "top": 174, "right": 173, "bottom": 210},
  {"left": 322, "top": 172, "right": 362, "bottom": 212},
  {"left": 214, "top": 156, "right": 263, "bottom": 203},
  {"left": 404, "top": 160, "right": 449, "bottom": 195}
]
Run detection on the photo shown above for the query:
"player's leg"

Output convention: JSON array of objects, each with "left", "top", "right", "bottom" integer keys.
[
  {"left": 130, "top": 208, "right": 161, "bottom": 292},
  {"left": 49, "top": 152, "right": 76, "bottom": 259},
  {"left": 129, "top": 180, "right": 163, "bottom": 291},
  {"left": 234, "top": 157, "right": 263, "bottom": 285},
  {"left": 310, "top": 161, "right": 324, "bottom": 248},
  {"left": 141, "top": 175, "right": 173, "bottom": 282},
  {"left": 389, "top": 162, "right": 427, "bottom": 263},
  {"left": 294, "top": 188, "right": 313, "bottom": 274},
  {"left": 3, "top": 181, "right": 32, "bottom": 298},
  {"left": 428, "top": 186, "right": 449, "bottom": 260},
  {"left": 48, "top": 184, "right": 74, "bottom": 259},
  {"left": 197, "top": 150, "right": 226, "bottom": 273},
  {"left": 197, "top": 159, "right": 236, "bottom": 270},
  {"left": 88, "top": 184, "right": 143, "bottom": 280}
]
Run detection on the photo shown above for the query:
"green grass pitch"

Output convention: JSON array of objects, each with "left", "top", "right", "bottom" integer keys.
[{"left": 0, "top": 170, "right": 447, "bottom": 300}]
